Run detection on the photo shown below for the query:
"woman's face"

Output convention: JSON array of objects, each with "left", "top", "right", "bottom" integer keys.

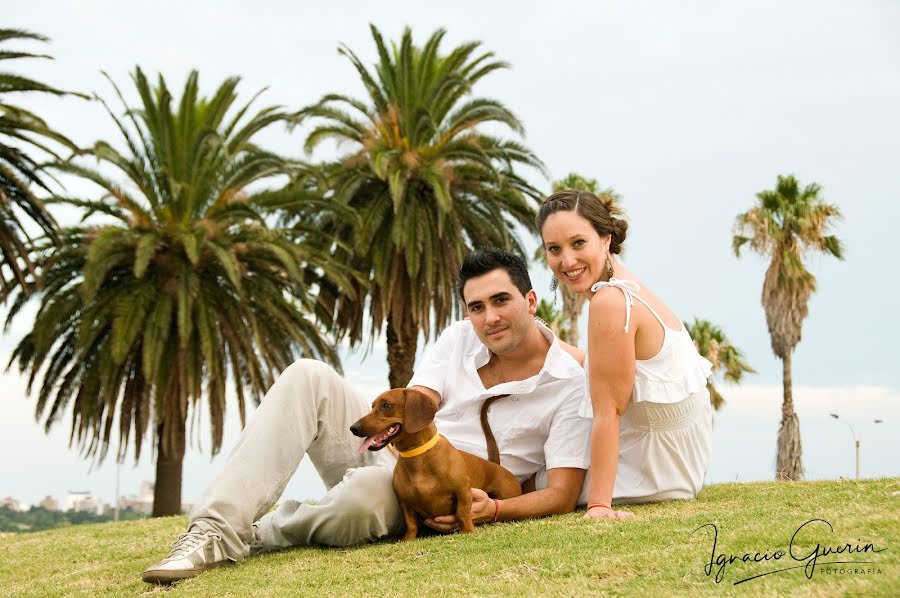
[{"left": 541, "top": 209, "right": 610, "bottom": 295}]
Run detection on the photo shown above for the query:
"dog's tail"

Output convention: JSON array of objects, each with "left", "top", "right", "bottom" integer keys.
[{"left": 480, "top": 395, "right": 509, "bottom": 464}]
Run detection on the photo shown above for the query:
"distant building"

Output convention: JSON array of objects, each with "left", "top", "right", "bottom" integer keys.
[
  {"left": 0, "top": 496, "right": 27, "bottom": 512},
  {"left": 119, "top": 480, "right": 154, "bottom": 515},
  {"left": 139, "top": 480, "right": 153, "bottom": 498},
  {"left": 39, "top": 495, "right": 59, "bottom": 512},
  {"left": 118, "top": 481, "right": 192, "bottom": 515},
  {"left": 65, "top": 491, "right": 101, "bottom": 514}
]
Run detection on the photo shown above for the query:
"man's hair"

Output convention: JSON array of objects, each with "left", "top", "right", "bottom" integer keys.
[{"left": 457, "top": 248, "right": 533, "bottom": 300}]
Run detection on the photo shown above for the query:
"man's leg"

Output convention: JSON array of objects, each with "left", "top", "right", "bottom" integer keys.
[
  {"left": 191, "top": 358, "right": 395, "bottom": 555},
  {"left": 143, "top": 359, "right": 392, "bottom": 583},
  {"left": 254, "top": 464, "right": 404, "bottom": 550}
]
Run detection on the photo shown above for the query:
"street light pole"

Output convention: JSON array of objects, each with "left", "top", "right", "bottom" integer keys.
[
  {"left": 830, "top": 414, "right": 883, "bottom": 480},
  {"left": 114, "top": 460, "right": 120, "bottom": 522}
]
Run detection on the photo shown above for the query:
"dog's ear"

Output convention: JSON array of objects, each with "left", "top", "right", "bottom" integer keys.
[{"left": 403, "top": 389, "right": 437, "bottom": 434}]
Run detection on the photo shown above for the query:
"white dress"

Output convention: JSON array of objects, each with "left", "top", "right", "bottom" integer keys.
[{"left": 581, "top": 278, "right": 714, "bottom": 504}]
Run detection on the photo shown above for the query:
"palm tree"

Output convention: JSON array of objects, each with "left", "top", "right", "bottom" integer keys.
[
  {"left": 535, "top": 298, "right": 568, "bottom": 342},
  {"left": 0, "top": 29, "right": 84, "bottom": 301},
  {"left": 733, "top": 174, "right": 844, "bottom": 480},
  {"left": 552, "top": 173, "right": 602, "bottom": 195},
  {"left": 535, "top": 173, "right": 621, "bottom": 347},
  {"left": 6, "top": 68, "right": 352, "bottom": 515},
  {"left": 295, "top": 26, "right": 544, "bottom": 387},
  {"left": 684, "top": 318, "right": 755, "bottom": 410}
]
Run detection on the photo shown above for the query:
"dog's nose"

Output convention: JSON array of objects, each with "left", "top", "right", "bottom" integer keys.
[{"left": 349, "top": 421, "right": 363, "bottom": 437}]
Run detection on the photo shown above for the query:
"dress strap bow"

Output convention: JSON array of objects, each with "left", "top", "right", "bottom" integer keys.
[{"left": 590, "top": 277, "right": 642, "bottom": 333}]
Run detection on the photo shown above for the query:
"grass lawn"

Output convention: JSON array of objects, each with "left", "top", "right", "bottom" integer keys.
[{"left": 1, "top": 478, "right": 897, "bottom": 597}]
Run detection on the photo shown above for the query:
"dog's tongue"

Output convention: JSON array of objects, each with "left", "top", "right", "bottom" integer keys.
[
  {"left": 357, "top": 424, "right": 399, "bottom": 454},
  {"left": 357, "top": 436, "right": 378, "bottom": 454}
]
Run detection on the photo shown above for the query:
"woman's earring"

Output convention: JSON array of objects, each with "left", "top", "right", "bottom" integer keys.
[
  {"left": 605, "top": 255, "right": 614, "bottom": 280},
  {"left": 550, "top": 276, "right": 559, "bottom": 306}
]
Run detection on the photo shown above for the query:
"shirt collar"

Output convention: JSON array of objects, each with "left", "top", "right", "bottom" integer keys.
[
  {"left": 465, "top": 318, "right": 582, "bottom": 381},
  {"left": 535, "top": 320, "right": 584, "bottom": 379}
]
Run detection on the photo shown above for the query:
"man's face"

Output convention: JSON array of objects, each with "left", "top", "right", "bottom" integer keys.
[{"left": 462, "top": 268, "right": 537, "bottom": 355}]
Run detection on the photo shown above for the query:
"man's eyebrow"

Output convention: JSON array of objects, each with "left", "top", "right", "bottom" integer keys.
[
  {"left": 467, "top": 292, "right": 512, "bottom": 309},
  {"left": 466, "top": 291, "right": 512, "bottom": 309}
]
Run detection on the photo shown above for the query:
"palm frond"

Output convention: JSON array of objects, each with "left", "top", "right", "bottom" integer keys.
[{"left": 12, "top": 68, "right": 354, "bottom": 515}]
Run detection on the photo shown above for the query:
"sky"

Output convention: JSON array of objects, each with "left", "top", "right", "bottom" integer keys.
[{"left": 1, "top": 0, "right": 898, "bottom": 507}]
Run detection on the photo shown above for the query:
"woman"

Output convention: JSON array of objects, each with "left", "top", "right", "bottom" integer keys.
[{"left": 537, "top": 190, "right": 713, "bottom": 520}]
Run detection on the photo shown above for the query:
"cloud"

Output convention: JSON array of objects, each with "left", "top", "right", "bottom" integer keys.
[
  {"left": 715, "top": 384, "right": 900, "bottom": 417},
  {"left": 707, "top": 384, "right": 898, "bottom": 483},
  {"left": 3, "top": 0, "right": 899, "bottom": 504}
]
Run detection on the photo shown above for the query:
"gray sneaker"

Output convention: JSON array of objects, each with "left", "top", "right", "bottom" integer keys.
[{"left": 142, "top": 526, "right": 233, "bottom": 584}]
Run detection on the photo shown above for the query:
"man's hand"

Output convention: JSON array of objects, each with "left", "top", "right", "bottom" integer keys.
[
  {"left": 583, "top": 505, "right": 634, "bottom": 520},
  {"left": 423, "top": 488, "right": 496, "bottom": 532}
]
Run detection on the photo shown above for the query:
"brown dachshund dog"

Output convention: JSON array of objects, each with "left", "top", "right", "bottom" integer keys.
[{"left": 349, "top": 388, "right": 522, "bottom": 540}]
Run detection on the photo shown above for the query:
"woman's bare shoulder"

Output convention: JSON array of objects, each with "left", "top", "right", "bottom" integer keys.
[
  {"left": 558, "top": 340, "right": 585, "bottom": 367},
  {"left": 588, "top": 285, "right": 630, "bottom": 323}
]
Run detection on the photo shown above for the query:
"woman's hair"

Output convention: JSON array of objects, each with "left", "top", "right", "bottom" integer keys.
[{"left": 536, "top": 189, "right": 628, "bottom": 254}]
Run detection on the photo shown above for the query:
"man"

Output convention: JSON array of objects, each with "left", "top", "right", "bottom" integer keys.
[{"left": 142, "top": 248, "right": 590, "bottom": 584}]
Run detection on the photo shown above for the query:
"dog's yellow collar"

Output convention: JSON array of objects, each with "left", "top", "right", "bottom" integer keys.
[{"left": 396, "top": 433, "right": 441, "bottom": 458}]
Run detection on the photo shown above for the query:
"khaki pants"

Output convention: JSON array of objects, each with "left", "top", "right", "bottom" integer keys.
[{"left": 189, "top": 360, "right": 402, "bottom": 560}]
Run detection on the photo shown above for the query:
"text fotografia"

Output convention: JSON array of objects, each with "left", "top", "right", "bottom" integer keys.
[{"left": 690, "top": 519, "right": 886, "bottom": 585}]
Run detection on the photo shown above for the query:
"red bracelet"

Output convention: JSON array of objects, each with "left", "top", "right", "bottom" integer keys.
[
  {"left": 491, "top": 498, "right": 501, "bottom": 522},
  {"left": 587, "top": 503, "right": 611, "bottom": 510}
]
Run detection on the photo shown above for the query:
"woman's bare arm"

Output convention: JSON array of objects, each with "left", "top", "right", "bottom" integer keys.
[
  {"left": 585, "top": 290, "right": 636, "bottom": 519},
  {"left": 558, "top": 339, "right": 585, "bottom": 366}
]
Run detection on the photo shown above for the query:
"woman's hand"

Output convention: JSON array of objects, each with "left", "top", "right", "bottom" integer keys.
[
  {"left": 583, "top": 505, "right": 634, "bottom": 520},
  {"left": 424, "top": 488, "right": 495, "bottom": 532}
]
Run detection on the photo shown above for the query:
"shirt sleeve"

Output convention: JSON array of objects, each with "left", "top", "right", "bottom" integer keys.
[
  {"left": 543, "top": 381, "right": 592, "bottom": 470},
  {"left": 407, "top": 322, "right": 462, "bottom": 401}
]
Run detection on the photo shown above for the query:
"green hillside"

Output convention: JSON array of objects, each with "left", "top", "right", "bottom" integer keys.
[{"left": 1, "top": 479, "right": 897, "bottom": 597}]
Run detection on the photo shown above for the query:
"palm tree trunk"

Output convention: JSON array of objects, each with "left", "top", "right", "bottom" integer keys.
[
  {"left": 152, "top": 418, "right": 186, "bottom": 516},
  {"left": 563, "top": 288, "right": 586, "bottom": 346},
  {"left": 386, "top": 314, "right": 418, "bottom": 388},
  {"left": 775, "top": 351, "right": 803, "bottom": 480}
]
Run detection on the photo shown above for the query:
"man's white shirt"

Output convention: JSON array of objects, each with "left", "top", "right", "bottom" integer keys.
[{"left": 408, "top": 320, "right": 591, "bottom": 481}]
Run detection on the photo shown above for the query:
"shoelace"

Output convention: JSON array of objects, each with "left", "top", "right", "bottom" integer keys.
[{"left": 170, "top": 530, "right": 219, "bottom": 558}]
